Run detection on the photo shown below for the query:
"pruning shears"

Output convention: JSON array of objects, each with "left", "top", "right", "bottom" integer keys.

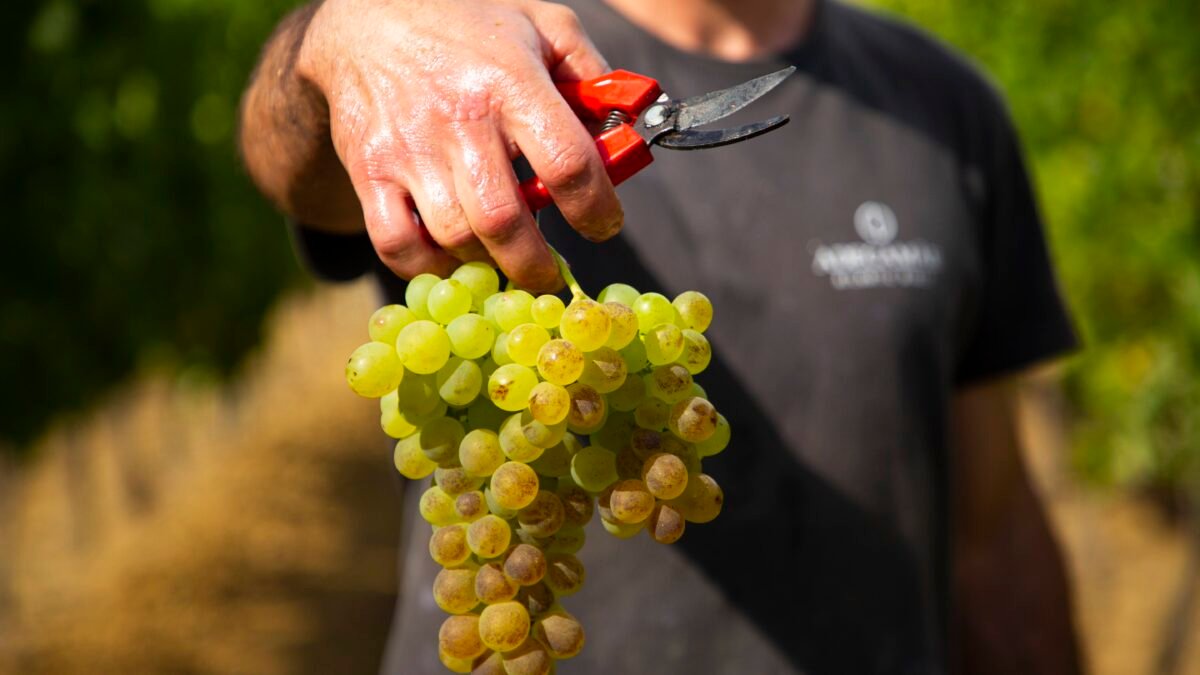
[{"left": 519, "top": 66, "right": 796, "bottom": 211}]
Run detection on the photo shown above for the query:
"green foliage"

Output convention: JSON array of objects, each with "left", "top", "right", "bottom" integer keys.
[
  {"left": 1, "top": 0, "right": 304, "bottom": 451},
  {"left": 863, "top": 0, "right": 1200, "bottom": 498}
]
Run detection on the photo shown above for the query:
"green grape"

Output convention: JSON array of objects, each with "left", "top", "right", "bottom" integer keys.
[
  {"left": 556, "top": 483, "right": 594, "bottom": 527},
  {"left": 520, "top": 413, "right": 567, "bottom": 450},
  {"left": 470, "top": 652, "right": 505, "bottom": 675},
  {"left": 381, "top": 406, "right": 419, "bottom": 439},
  {"left": 447, "top": 313, "right": 495, "bottom": 359},
  {"left": 529, "top": 435, "right": 577, "bottom": 478},
  {"left": 591, "top": 410, "right": 635, "bottom": 451},
  {"left": 503, "top": 543, "right": 548, "bottom": 586},
  {"left": 527, "top": 381, "right": 570, "bottom": 425},
  {"left": 440, "top": 614, "right": 487, "bottom": 661},
  {"left": 507, "top": 323, "right": 551, "bottom": 367},
  {"left": 455, "top": 490, "right": 488, "bottom": 522},
  {"left": 618, "top": 338, "right": 649, "bottom": 373},
  {"left": 436, "top": 466, "right": 485, "bottom": 496},
  {"left": 632, "top": 292, "right": 675, "bottom": 333},
  {"left": 534, "top": 612, "right": 585, "bottom": 659},
  {"left": 345, "top": 342, "right": 404, "bottom": 398},
  {"left": 468, "top": 514, "right": 513, "bottom": 558},
  {"left": 696, "top": 413, "right": 731, "bottom": 457},
  {"left": 676, "top": 329, "right": 712, "bottom": 374},
  {"left": 646, "top": 502, "right": 686, "bottom": 544},
  {"left": 546, "top": 524, "right": 585, "bottom": 555},
  {"left": 633, "top": 398, "right": 670, "bottom": 432},
  {"left": 501, "top": 639, "right": 552, "bottom": 675},
  {"left": 644, "top": 323, "right": 685, "bottom": 365},
  {"left": 600, "top": 512, "right": 644, "bottom": 539},
  {"left": 608, "top": 479, "right": 655, "bottom": 524},
  {"left": 476, "top": 561, "right": 520, "bottom": 604},
  {"left": 428, "top": 278, "right": 473, "bottom": 324},
  {"left": 397, "top": 371, "right": 441, "bottom": 417},
  {"left": 668, "top": 473, "right": 723, "bottom": 524},
  {"left": 430, "top": 523, "right": 471, "bottom": 566},
  {"left": 641, "top": 452, "right": 688, "bottom": 500},
  {"left": 690, "top": 381, "right": 708, "bottom": 400},
  {"left": 418, "top": 416, "right": 466, "bottom": 466},
  {"left": 395, "top": 320, "right": 451, "bottom": 374},
  {"left": 492, "top": 332, "right": 514, "bottom": 366},
  {"left": 466, "top": 398, "right": 508, "bottom": 432},
  {"left": 491, "top": 461, "right": 540, "bottom": 510},
  {"left": 436, "top": 357, "right": 482, "bottom": 407},
  {"left": 647, "top": 364, "right": 693, "bottom": 404},
  {"left": 630, "top": 428, "right": 666, "bottom": 459},
  {"left": 488, "top": 364, "right": 538, "bottom": 412},
  {"left": 607, "top": 373, "right": 646, "bottom": 412},
  {"left": 668, "top": 396, "right": 718, "bottom": 442},
  {"left": 485, "top": 487, "right": 518, "bottom": 519},
  {"left": 662, "top": 435, "right": 702, "bottom": 475},
  {"left": 569, "top": 445, "right": 617, "bottom": 493},
  {"left": 434, "top": 564, "right": 479, "bottom": 614},
  {"left": 500, "top": 414, "right": 545, "bottom": 462},
  {"left": 602, "top": 302, "right": 639, "bottom": 349},
  {"left": 438, "top": 647, "right": 475, "bottom": 674},
  {"left": 495, "top": 291, "right": 535, "bottom": 332},
  {"left": 393, "top": 435, "right": 436, "bottom": 479},
  {"left": 517, "top": 490, "right": 565, "bottom": 538},
  {"left": 368, "top": 304, "right": 416, "bottom": 344},
  {"left": 479, "top": 601, "right": 531, "bottom": 653},
  {"left": 543, "top": 554, "right": 585, "bottom": 596},
  {"left": 615, "top": 445, "right": 643, "bottom": 480},
  {"left": 673, "top": 290, "right": 713, "bottom": 332},
  {"left": 536, "top": 339, "right": 584, "bottom": 385},
  {"left": 451, "top": 261, "right": 500, "bottom": 308},
  {"left": 578, "top": 346, "right": 627, "bottom": 393},
  {"left": 565, "top": 383, "right": 606, "bottom": 433},
  {"left": 558, "top": 299, "right": 611, "bottom": 351},
  {"left": 531, "top": 295, "right": 566, "bottom": 329},
  {"left": 515, "top": 581, "right": 556, "bottom": 618},
  {"left": 405, "top": 274, "right": 441, "bottom": 320},
  {"left": 483, "top": 292, "right": 503, "bottom": 329},
  {"left": 597, "top": 283, "right": 639, "bottom": 307},
  {"left": 480, "top": 357, "right": 500, "bottom": 382},
  {"left": 459, "top": 429, "right": 505, "bottom": 477},
  {"left": 420, "top": 485, "right": 459, "bottom": 526}
]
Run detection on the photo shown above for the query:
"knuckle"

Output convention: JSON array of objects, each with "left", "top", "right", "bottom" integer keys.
[
  {"left": 539, "top": 141, "right": 592, "bottom": 189},
  {"left": 473, "top": 198, "right": 525, "bottom": 241},
  {"left": 543, "top": 3, "right": 582, "bottom": 30},
  {"left": 371, "top": 229, "right": 415, "bottom": 261}
]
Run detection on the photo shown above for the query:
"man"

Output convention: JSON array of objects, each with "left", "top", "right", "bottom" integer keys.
[{"left": 240, "top": 0, "right": 1085, "bottom": 672}]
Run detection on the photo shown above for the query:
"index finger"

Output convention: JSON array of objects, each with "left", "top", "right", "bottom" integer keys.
[{"left": 503, "top": 73, "right": 625, "bottom": 243}]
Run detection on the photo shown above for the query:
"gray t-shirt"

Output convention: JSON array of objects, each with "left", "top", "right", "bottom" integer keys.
[{"left": 293, "top": 1, "right": 1076, "bottom": 672}]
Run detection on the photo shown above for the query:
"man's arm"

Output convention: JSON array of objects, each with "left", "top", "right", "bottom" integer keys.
[
  {"left": 238, "top": 0, "right": 626, "bottom": 290},
  {"left": 951, "top": 375, "right": 1084, "bottom": 674}
]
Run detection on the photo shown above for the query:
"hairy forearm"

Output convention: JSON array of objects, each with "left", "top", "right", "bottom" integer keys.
[{"left": 238, "top": 2, "right": 363, "bottom": 233}]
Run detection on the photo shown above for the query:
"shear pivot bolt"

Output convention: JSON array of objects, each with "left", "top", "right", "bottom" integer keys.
[{"left": 643, "top": 104, "right": 668, "bottom": 128}]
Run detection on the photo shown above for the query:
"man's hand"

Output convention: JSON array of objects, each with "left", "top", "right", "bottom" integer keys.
[{"left": 240, "top": 0, "right": 625, "bottom": 291}]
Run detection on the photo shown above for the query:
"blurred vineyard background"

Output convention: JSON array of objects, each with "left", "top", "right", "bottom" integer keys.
[{"left": 0, "top": 0, "right": 1197, "bottom": 673}]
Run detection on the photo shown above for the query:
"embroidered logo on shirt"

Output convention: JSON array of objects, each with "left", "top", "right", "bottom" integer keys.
[{"left": 811, "top": 201, "right": 943, "bottom": 289}]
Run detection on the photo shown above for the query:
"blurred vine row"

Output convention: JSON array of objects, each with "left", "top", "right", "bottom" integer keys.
[
  {"left": 5, "top": 0, "right": 1199, "bottom": 511},
  {"left": 866, "top": 0, "right": 1200, "bottom": 508},
  {"left": 2, "top": 0, "right": 304, "bottom": 452}
]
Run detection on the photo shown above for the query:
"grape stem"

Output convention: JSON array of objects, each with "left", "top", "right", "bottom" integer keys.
[{"left": 550, "top": 247, "right": 588, "bottom": 300}]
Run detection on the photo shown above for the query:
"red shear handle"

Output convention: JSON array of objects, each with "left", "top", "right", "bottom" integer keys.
[
  {"left": 519, "top": 124, "right": 654, "bottom": 212},
  {"left": 555, "top": 69, "right": 662, "bottom": 120}
]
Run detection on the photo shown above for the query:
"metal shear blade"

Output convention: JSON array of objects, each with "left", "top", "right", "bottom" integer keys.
[
  {"left": 674, "top": 66, "right": 796, "bottom": 131},
  {"left": 657, "top": 115, "right": 790, "bottom": 150}
]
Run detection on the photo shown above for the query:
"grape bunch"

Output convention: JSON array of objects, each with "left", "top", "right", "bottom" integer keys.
[{"left": 344, "top": 257, "right": 729, "bottom": 673}]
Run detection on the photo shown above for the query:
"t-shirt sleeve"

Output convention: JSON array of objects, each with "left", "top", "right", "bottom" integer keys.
[
  {"left": 286, "top": 218, "right": 376, "bottom": 282},
  {"left": 954, "top": 96, "right": 1079, "bottom": 384}
]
